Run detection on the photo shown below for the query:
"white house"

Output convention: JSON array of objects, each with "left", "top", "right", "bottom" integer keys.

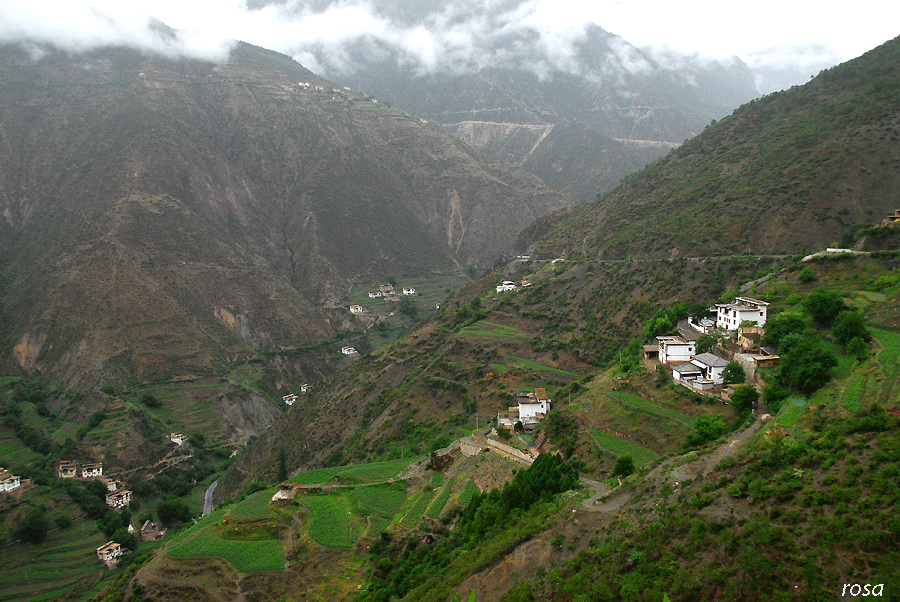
[
  {"left": 714, "top": 297, "right": 769, "bottom": 330},
  {"left": 170, "top": 433, "right": 188, "bottom": 445},
  {"left": 496, "top": 281, "right": 517, "bottom": 293},
  {"left": 497, "top": 389, "right": 551, "bottom": 432},
  {"left": 402, "top": 287, "right": 416, "bottom": 295},
  {"left": 0, "top": 468, "right": 21, "bottom": 493},
  {"left": 341, "top": 346, "right": 358, "bottom": 355},
  {"left": 690, "top": 353, "right": 731, "bottom": 384},
  {"left": 300, "top": 383, "right": 309, "bottom": 393},
  {"left": 657, "top": 336, "right": 696, "bottom": 364},
  {"left": 349, "top": 305, "right": 364, "bottom": 314},
  {"left": 82, "top": 463, "right": 103, "bottom": 478},
  {"left": 282, "top": 393, "right": 297, "bottom": 406},
  {"left": 106, "top": 489, "right": 132, "bottom": 509},
  {"left": 368, "top": 291, "right": 382, "bottom": 298},
  {"left": 97, "top": 541, "right": 123, "bottom": 563}
]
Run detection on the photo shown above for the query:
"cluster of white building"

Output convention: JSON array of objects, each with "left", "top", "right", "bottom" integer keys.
[
  {"left": 497, "top": 388, "right": 552, "bottom": 433},
  {"left": 496, "top": 279, "right": 532, "bottom": 293}
]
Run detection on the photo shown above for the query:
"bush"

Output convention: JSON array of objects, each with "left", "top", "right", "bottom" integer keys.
[
  {"left": 684, "top": 415, "right": 728, "bottom": 448},
  {"left": 15, "top": 508, "right": 49, "bottom": 544},
  {"left": 731, "top": 385, "right": 759, "bottom": 414},
  {"left": 612, "top": 455, "right": 635, "bottom": 478},
  {"left": 832, "top": 311, "right": 871, "bottom": 347},
  {"left": 797, "top": 267, "right": 816, "bottom": 282},
  {"left": 802, "top": 289, "right": 848, "bottom": 326},
  {"left": 722, "top": 361, "right": 746, "bottom": 385}
]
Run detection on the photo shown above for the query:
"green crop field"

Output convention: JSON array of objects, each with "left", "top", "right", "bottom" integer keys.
[
  {"left": 228, "top": 487, "right": 277, "bottom": 520},
  {"left": 166, "top": 508, "right": 284, "bottom": 571},
  {"left": 0, "top": 517, "right": 107, "bottom": 602},
  {"left": 607, "top": 391, "right": 697, "bottom": 427},
  {"left": 426, "top": 477, "right": 456, "bottom": 519},
  {"left": 400, "top": 489, "right": 434, "bottom": 529},
  {"left": 303, "top": 495, "right": 360, "bottom": 547},
  {"left": 460, "top": 320, "right": 530, "bottom": 340},
  {"left": 505, "top": 355, "right": 581, "bottom": 378},
  {"left": 354, "top": 485, "right": 407, "bottom": 518},
  {"left": 587, "top": 430, "right": 659, "bottom": 466},
  {"left": 457, "top": 480, "right": 479, "bottom": 505},
  {"left": 289, "top": 466, "right": 345, "bottom": 484},
  {"left": 289, "top": 458, "right": 413, "bottom": 485}
]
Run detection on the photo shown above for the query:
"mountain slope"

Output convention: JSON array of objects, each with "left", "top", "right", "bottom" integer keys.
[
  {"left": 530, "top": 35, "right": 900, "bottom": 260},
  {"left": 0, "top": 42, "right": 570, "bottom": 386}
]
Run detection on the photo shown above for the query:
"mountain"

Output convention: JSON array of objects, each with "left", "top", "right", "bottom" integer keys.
[
  {"left": 218, "top": 35, "right": 900, "bottom": 513},
  {"left": 0, "top": 41, "right": 570, "bottom": 390},
  {"left": 186, "top": 36, "right": 900, "bottom": 602},
  {"left": 530, "top": 35, "right": 900, "bottom": 261},
  {"left": 329, "top": 24, "right": 760, "bottom": 204}
]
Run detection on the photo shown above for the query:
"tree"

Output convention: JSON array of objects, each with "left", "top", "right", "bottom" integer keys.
[
  {"left": 721, "top": 361, "right": 746, "bottom": 385},
  {"left": 847, "top": 336, "right": 869, "bottom": 361},
  {"left": 779, "top": 336, "right": 837, "bottom": 394},
  {"left": 684, "top": 415, "right": 727, "bottom": 448},
  {"left": 731, "top": 385, "right": 759, "bottom": 414},
  {"left": 612, "top": 455, "right": 635, "bottom": 478},
  {"left": 761, "top": 312, "right": 806, "bottom": 349},
  {"left": 802, "top": 288, "right": 847, "bottom": 326},
  {"left": 15, "top": 507, "right": 49, "bottom": 544},
  {"left": 797, "top": 267, "right": 816, "bottom": 282},
  {"left": 399, "top": 296, "right": 418, "bottom": 319},
  {"left": 696, "top": 332, "right": 722, "bottom": 354},
  {"left": 832, "top": 311, "right": 871, "bottom": 347},
  {"left": 157, "top": 497, "right": 193, "bottom": 526}
]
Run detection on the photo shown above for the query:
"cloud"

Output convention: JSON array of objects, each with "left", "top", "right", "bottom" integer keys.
[{"left": 1, "top": 0, "right": 894, "bottom": 85}]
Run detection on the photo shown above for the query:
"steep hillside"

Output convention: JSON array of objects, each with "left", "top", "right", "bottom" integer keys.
[
  {"left": 0, "top": 42, "right": 570, "bottom": 388},
  {"left": 530, "top": 36, "right": 900, "bottom": 260}
]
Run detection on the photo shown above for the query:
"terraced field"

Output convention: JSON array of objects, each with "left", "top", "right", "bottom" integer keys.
[
  {"left": 607, "top": 391, "right": 697, "bottom": 427},
  {"left": 0, "top": 518, "right": 106, "bottom": 602},
  {"left": 587, "top": 430, "right": 659, "bottom": 467}
]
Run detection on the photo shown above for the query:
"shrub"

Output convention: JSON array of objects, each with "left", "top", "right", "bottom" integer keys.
[
  {"left": 797, "top": 267, "right": 816, "bottom": 282},
  {"left": 802, "top": 289, "right": 848, "bottom": 326},
  {"left": 612, "top": 455, "right": 635, "bottom": 478},
  {"left": 832, "top": 311, "right": 871, "bottom": 347},
  {"left": 722, "top": 361, "right": 746, "bottom": 385}
]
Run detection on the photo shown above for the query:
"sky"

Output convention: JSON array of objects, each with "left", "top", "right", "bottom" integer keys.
[{"left": 0, "top": 0, "right": 897, "bottom": 79}]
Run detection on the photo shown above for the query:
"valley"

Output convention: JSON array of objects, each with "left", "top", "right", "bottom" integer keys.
[{"left": 0, "top": 24, "right": 898, "bottom": 602}]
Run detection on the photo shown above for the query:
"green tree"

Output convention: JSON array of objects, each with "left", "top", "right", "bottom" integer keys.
[
  {"left": 761, "top": 312, "right": 806, "bottom": 349},
  {"left": 797, "top": 267, "right": 816, "bottom": 282},
  {"left": 157, "top": 497, "right": 193, "bottom": 526},
  {"left": 802, "top": 288, "right": 847, "bottom": 326},
  {"left": 832, "top": 311, "right": 871, "bottom": 347},
  {"left": 847, "top": 336, "right": 869, "bottom": 361},
  {"left": 696, "top": 332, "right": 722, "bottom": 354},
  {"left": 731, "top": 384, "right": 759, "bottom": 414},
  {"left": 684, "top": 415, "right": 727, "bottom": 448},
  {"left": 721, "top": 361, "right": 746, "bottom": 385},
  {"left": 612, "top": 455, "right": 635, "bottom": 478},
  {"left": 399, "top": 296, "right": 418, "bottom": 319},
  {"left": 15, "top": 507, "right": 49, "bottom": 544},
  {"left": 779, "top": 335, "right": 837, "bottom": 394}
]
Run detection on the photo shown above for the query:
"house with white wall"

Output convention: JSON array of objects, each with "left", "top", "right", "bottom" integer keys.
[
  {"left": 0, "top": 468, "right": 21, "bottom": 493},
  {"left": 82, "top": 463, "right": 103, "bottom": 478},
  {"left": 496, "top": 281, "right": 516, "bottom": 293},
  {"left": 714, "top": 297, "right": 769, "bottom": 330},
  {"left": 402, "top": 287, "right": 416, "bottom": 295},
  {"left": 96, "top": 542, "right": 123, "bottom": 565},
  {"left": 497, "top": 389, "right": 552, "bottom": 432},
  {"left": 106, "top": 489, "right": 132, "bottom": 509},
  {"left": 349, "top": 305, "right": 364, "bottom": 314},
  {"left": 657, "top": 336, "right": 696, "bottom": 364}
]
